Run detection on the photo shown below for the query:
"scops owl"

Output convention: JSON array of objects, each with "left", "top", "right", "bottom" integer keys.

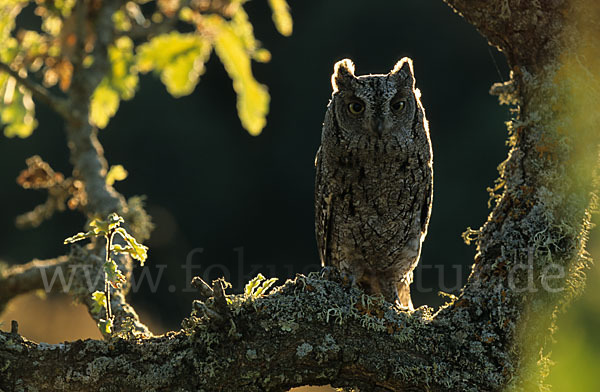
[{"left": 315, "top": 58, "right": 433, "bottom": 310}]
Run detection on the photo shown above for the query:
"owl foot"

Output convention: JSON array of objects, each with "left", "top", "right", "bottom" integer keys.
[
  {"left": 320, "top": 266, "right": 357, "bottom": 289},
  {"left": 394, "top": 301, "right": 414, "bottom": 312},
  {"left": 319, "top": 265, "right": 340, "bottom": 280}
]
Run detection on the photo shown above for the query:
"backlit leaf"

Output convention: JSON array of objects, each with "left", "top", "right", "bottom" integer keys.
[
  {"left": 98, "top": 318, "right": 113, "bottom": 334},
  {"left": 63, "top": 229, "right": 96, "bottom": 244},
  {"left": 104, "top": 258, "right": 126, "bottom": 288},
  {"left": 108, "top": 37, "right": 138, "bottom": 100},
  {"left": 106, "top": 164, "right": 128, "bottom": 186},
  {"left": 89, "top": 82, "right": 119, "bottom": 129},
  {"left": 89, "top": 213, "right": 124, "bottom": 235},
  {"left": 136, "top": 32, "right": 211, "bottom": 97},
  {"left": 244, "top": 273, "right": 278, "bottom": 298},
  {"left": 267, "top": 0, "right": 293, "bottom": 37},
  {"left": 91, "top": 291, "right": 107, "bottom": 314},
  {"left": 115, "top": 227, "right": 148, "bottom": 265},
  {"left": 1, "top": 87, "right": 37, "bottom": 138},
  {"left": 254, "top": 277, "right": 278, "bottom": 297},
  {"left": 89, "top": 37, "right": 138, "bottom": 129},
  {"left": 208, "top": 16, "right": 269, "bottom": 136},
  {"left": 244, "top": 273, "right": 265, "bottom": 297}
]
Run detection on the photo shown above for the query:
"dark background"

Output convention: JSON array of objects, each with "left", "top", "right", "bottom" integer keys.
[{"left": 1, "top": 1, "right": 512, "bottom": 329}]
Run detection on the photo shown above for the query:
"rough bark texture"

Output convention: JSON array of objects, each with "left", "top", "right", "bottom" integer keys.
[{"left": 1, "top": 0, "right": 599, "bottom": 391}]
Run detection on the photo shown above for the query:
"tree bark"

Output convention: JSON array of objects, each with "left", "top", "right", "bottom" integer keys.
[{"left": 2, "top": 0, "right": 599, "bottom": 391}]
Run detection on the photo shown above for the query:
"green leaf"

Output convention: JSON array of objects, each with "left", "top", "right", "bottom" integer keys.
[
  {"left": 267, "top": 0, "right": 293, "bottom": 37},
  {"left": 89, "top": 82, "right": 119, "bottom": 129},
  {"left": 64, "top": 229, "right": 96, "bottom": 244},
  {"left": 114, "top": 227, "right": 148, "bottom": 265},
  {"left": 89, "top": 213, "right": 124, "bottom": 236},
  {"left": 208, "top": 16, "right": 269, "bottom": 136},
  {"left": 0, "top": 1, "right": 26, "bottom": 51},
  {"left": 98, "top": 318, "right": 113, "bottom": 335},
  {"left": 104, "top": 258, "right": 126, "bottom": 288},
  {"left": 112, "top": 9, "right": 132, "bottom": 33},
  {"left": 254, "top": 277, "right": 278, "bottom": 297},
  {"left": 136, "top": 32, "right": 211, "bottom": 97},
  {"left": 244, "top": 273, "right": 278, "bottom": 298},
  {"left": 244, "top": 273, "right": 265, "bottom": 297},
  {"left": 0, "top": 76, "right": 38, "bottom": 138},
  {"left": 64, "top": 213, "right": 124, "bottom": 244},
  {"left": 88, "top": 37, "right": 138, "bottom": 129},
  {"left": 106, "top": 164, "right": 128, "bottom": 186},
  {"left": 112, "top": 243, "right": 134, "bottom": 254},
  {"left": 91, "top": 291, "right": 107, "bottom": 314},
  {"left": 228, "top": 8, "right": 270, "bottom": 63},
  {"left": 108, "top": 37, "right": 138, "bottom": 100}
]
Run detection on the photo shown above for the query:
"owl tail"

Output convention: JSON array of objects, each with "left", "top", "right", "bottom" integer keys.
[{"left": 396, "top": 281, "right": 414, "bottom": 311}]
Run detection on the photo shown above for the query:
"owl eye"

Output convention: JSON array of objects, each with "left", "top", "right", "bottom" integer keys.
[
  {"left": 348, "top": 101, "right": 365, "bottom": 115},
  {"left": 391, "top": 100, "right": 405, "bottom": 111}
]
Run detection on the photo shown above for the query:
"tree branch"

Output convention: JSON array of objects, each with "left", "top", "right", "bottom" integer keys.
[
  {"left": 0, "top": 274, "right": 507, "bottom": 391},
  {"left": 0, "top": 249, "right": 151, "bottom": 337},
  {"left": 0, "top": 256, "right": 69, "bottom": 309},
  {"left": 64, "top": 0, "right": 127, "bottom": 217},
  {"left": 0, "top": 61, "right": 72, "bottom": 121}
]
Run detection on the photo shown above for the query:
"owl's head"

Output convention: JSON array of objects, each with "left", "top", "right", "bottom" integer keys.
[{"left": 328, "top": 58, "right": 419, "bottom": 139}]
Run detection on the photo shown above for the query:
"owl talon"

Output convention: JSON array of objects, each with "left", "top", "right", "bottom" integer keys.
[
  {"left": 319, "top": 265, "right": 339, "bottom": 280},
  {"left": 320, "top": 266, "right": 356, "bottom": 289},
  {"left": 339, "top": 270, "right": 357, "bottom": 289}
]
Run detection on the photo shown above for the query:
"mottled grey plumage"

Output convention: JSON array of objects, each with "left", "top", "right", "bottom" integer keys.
[{"left": 315, "top": 58, "right": 433, "bottom": 310}]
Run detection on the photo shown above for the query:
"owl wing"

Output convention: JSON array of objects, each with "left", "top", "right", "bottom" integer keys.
[
  {"left": 314, "top": 147, "right": 333, "bottom": 267},
  {"left": 420, "top": 168, "right": 433, "bottom": 236}
]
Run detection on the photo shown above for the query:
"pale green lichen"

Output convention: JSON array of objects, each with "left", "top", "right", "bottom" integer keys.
[
  {"left": 295, "top": 342, "right": 313, "bottom": 358},
  {"left": 246, "top": 349, "right": 258, "bottom": 360}
]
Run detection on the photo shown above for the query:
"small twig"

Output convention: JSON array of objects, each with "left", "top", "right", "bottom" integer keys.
[
  {"left": 10, "top": 320, "right": 19, "bottom": 335},
  {"left": 211, "top": 278, "right": 231, "bottom": 315},
  {"left": 0, "top": 61, "right": 72, "bottom": 121},
  {"left": 191, "top": 276, "right": 214, "bottom": 299},
  {"left": 105, "top": 232, "right": 114, "bottom": 320},
  {"left": 0, "top": 252, "right": 152, "bottom": 337},
  {"left": 120, "top": 0, "right": 192, "bottom": 41}
]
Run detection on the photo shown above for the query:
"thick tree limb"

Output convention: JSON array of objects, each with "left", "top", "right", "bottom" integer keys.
[
  {"left": 0, "top": 249, "right": 151, "bottom": 337},
  {"left": 0, "top": 274, "right": 513, "bottom": 391},
  {"left": 64, "top": 0, "right": 126, "bottom": 218},
  {"left": 0, "top": 256, "right": 69, "bottom": 308}
]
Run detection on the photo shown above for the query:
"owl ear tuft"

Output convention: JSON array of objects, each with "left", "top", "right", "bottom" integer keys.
[
  {"left": 332, "top": 58, "right": 356, "bottom": 92},
  {"left": 391, "top": 57, "right": 415, "bottom": 87}
]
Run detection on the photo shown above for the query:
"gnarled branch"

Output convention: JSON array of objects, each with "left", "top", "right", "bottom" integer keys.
[{"left": 0, "top": 248, "right": 151, "bottom": 337}]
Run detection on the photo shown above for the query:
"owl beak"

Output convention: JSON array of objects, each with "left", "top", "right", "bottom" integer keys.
[
  {"left": 367, "top": 116, "right": 383, "bottom": 136},
  {"left": 370, "top": 118, "right": 384, "bottom": 136}
]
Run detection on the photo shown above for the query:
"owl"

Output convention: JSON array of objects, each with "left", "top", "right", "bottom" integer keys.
[{"left": 315, "top": 58, "right": 433, "bottom": 310}]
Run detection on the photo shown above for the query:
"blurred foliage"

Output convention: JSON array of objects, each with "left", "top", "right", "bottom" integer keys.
[
  {"left": 90, "top": 37, "right": 138, "bottom": 128},
  {"left": 136, "top": 32, "right": 210, "bottom": 98},
  {"left": 547, "top": 243, "right": 600, "bottom": 391},
  {"left": 208, "top": 14, "right": 270, "bottom": 135},
  {"left": 0, "top": 0, "right": 292, "bottom": 136},
  {"left": 267, "top": 0, "right": 292, "bottom": 37},
  {"left": 105, "top": 164, "right": 128, "bottom": 186}
]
